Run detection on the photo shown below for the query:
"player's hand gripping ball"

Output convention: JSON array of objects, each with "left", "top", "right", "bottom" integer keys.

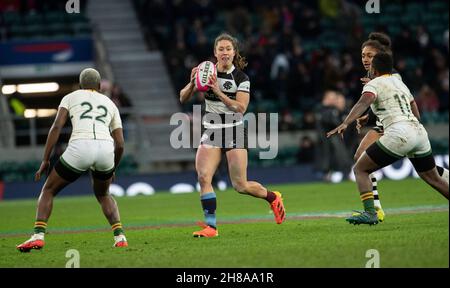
[{"left": 195, "top": 61, "right": 216, "bottom": 92}]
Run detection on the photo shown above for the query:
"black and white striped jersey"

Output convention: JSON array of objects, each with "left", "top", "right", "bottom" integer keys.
[{"left": 203, "top": 65, "right": 250, "bottom": 128}]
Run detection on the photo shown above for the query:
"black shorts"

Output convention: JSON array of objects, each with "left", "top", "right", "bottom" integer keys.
[
  {"left": 409, "top": 153, "right": 436, "bottom": 173},
  {"left": 54, "top": 158, "right": 83, "bottom": 182},
  {"left": 54, "top": 158, "right": 114, "bottom": 182},
  {"left": 366, "top": 141, "right": 400, "bottom": 170},
  {"left": 371, "top": 126, "right": 384, "bottom": 134},
  {"left": 366, "top": 141, "right": 436, "bottom": 173},
  {"left": 200, "top": 123, "right": 248, "bottom": 150}
]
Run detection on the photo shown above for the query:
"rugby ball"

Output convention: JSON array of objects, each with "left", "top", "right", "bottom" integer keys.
[{"left": 195, "top": 61, "right": 216, "bottom": 92}]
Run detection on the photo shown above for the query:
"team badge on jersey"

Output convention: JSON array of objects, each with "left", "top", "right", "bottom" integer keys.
[{"left": 223, "top": 81, "right": 233, "bottom": 90}]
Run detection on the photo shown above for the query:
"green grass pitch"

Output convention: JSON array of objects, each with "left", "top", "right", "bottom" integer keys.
[{"left": 0, "top": 178, "right": 448, "bottom": 268}]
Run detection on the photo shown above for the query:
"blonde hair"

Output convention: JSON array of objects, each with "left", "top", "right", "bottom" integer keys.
[
  {"left": 214, "top": 33, "right": 248, "bottom": 70},
  {"left": 80, "top": 68, "right": 101, "bottom": 89}
]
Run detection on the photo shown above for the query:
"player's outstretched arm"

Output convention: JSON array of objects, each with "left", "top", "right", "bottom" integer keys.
[
  {"left": 111, "top": 128, "right": 125, "bottom": 170},
  {"left": 179, "top": 67, "right": 198, "bottom": 104},
  {"left": 327, "top": 92, "right": 376, "bottom": 138},
  {"left": 35, "top": 107, "right": 68, "bottom": 181}
]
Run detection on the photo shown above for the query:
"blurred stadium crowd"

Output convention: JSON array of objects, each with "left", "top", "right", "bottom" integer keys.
[
  {"left": 0, "top": 0, "right": 448, "bottom": 182},
  {"left": 134, "top": 0, "right": 449, "bottom": 125},
  {"left": 132, "top": 0, "right": 448, "bottom": 178},
  {"left": 0, "top": 0, "right": 90, "bottom": 40}
]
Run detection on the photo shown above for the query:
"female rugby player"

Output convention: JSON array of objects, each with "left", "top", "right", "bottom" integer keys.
[
  {"left": 179, "top": 33, "right": 286, "bottom": 237},
  {"left": 351, "top": 32, "right": 448, "bottom": 222}
]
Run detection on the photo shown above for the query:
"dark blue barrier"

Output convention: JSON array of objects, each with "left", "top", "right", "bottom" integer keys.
[
  {"left": 1, "top": 154, "right": 448, "bottom": 200},
  {"left": 1, "top": 165, "right": 318, "bottom": 200}
]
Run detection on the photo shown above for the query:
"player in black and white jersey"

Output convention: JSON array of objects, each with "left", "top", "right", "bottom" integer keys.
[
  {"left": 17, "top": 68, "right": 128, "bottom": 252},
  {"left": 180, "top": 33, "right": 286, "bottom": 238}
]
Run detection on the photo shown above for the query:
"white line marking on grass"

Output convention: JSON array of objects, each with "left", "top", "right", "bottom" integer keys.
[{"left": 0, "top": 204, "right": 447, "bottom": 237}]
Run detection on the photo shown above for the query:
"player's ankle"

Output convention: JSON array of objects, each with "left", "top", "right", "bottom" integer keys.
[{"left": 32, "top": 233, "right": 45, "bottom": 240}]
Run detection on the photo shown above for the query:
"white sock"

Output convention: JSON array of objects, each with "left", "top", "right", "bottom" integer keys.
[
  {"left": 31, "top": 233, "right": 45, "bottom": 241},
  {"left": 370, "top": 174, "right": 382, "bottom": 209},
  {"left": 114, "top": 235, "right": 127, "bottom": 243},
  {"left": 441, "top": 168, "right": 449, "bottom": 186}
]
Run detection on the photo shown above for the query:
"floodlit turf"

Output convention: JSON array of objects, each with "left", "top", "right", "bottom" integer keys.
[{"left": 0, "top": 179, "right": 448, "bottom": 268}]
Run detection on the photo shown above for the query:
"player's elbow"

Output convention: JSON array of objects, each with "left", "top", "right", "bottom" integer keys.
[
  {"left": 114, "top": 143, "right": 124, "bottom": 156},
  {"left": 50, "top": 123, "right": 63, "bottom": 132},
  {"left": 179, "top": 89, "right": 189, "bottom": 104},
  {"left": 114, "top": 139, "right": 125, "bottom": 150},
  {"left": 112, "top": 129, "right": 125, "bottom": 149},
  {"left": 234, "top": 105, "right": 246, "bottom": 114}
]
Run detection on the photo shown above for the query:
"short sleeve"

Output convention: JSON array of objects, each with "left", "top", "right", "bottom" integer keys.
[
  {"left": 59, "top": 95, "right": 70, "bottom": 110},
  {"left": 406, "top": 86, "right": 414, "bottom": 101},
  {"left": 236, "top": 72, "right": 250, "bottom": 93},
  {"left": 237, "top": 79, "right": 250, "bottom": 93},
  {"left": 110, "top": 106, "right": 123, "bottom": 131},
  {"left": 362, "top": 83, "right": 378, "bottom": 98}
]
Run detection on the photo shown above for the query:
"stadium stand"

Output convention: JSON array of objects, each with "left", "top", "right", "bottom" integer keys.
[
  {"left": 1, "top": 5, "right": 91, "bottom": 40},
  {"left": 132, "top": 0, "right": 448, "bottom": 115},
  {"left": 0, "top": 0, "right": 448, "bottom": 180},
  {"left": 87, "top": 0, "right": 195, "bottom": 171},
  {"left": 132, "top": 0, "right": 448, "bottom": 169}
]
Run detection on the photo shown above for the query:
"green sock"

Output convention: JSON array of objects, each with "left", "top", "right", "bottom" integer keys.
[
  {"left": 34, "top": 219, "right": 47, "bottom": 234},
  {"left": 111, "top": 222, "right": 124, "bottom": 236},
  {"left": 360, "top": 191, "right": 376, "bottom": 214}
]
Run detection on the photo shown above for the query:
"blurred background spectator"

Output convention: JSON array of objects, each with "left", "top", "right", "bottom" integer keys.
[
  {"left": 132, "top": 0, "right": 448, "bottom": 121},
  {"left": 131, "top": 0, "right": 448, "bottom": 171},
  {"left": 0, "top": 0, "right": 448, "bottom": 182},
  {"left": 297, "top": 135, "right": 315, "bottom": 164},
  {"left": 314, "top": 90, "right": 353, "bottom": 180}
]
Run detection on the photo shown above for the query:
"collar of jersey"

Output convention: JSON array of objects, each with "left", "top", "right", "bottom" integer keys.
[
  {"left": 380, "top": 74, "right": 392, "bottom": 77},
  {"left": 216, "top": 64, "right": 235, "bottom": 74}
]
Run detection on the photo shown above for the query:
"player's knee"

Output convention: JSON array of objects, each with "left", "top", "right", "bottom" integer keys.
[
  {"left": 41, "top": 187, "right": 57, "bottom": 198},
  {"left": 353, "top": 151, "right": 362, "bottom": 162},
  {"left": 231, "top": 180, "right": 247, "bottom": 194},
  {"left": 197, "top": 172, "right": 213, "bottom": 187},
  {"left": 41, "top": 182, "right": 61, "bottom": 196},
  {"left": 353, "top": 163, "right": 367, "bottom": 177},
  {"left": 418, "top": 170, "right": 440, "bottom": 185},
  {"left": 353, "top": 164, "right": 361, "bottom": 176},
  {"left": 94, "top": 192, "right": 108, "bottom": 202}
]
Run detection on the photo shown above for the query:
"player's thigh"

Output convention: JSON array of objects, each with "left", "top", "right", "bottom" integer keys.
[
  {"left": 409, "top": 143, "right": 435, "bottom": 178},
  {"left": 195, "top": 145, "right": 222, "bottom": 181},
  {"left": 225, "top": 148, "right": 248, "bottom": 183},
  {"left": 42, "top": 167, "right": 71, "bottom": 195},
  {"left": 409, "top": 154, "right": 437, "bottom": 182},
  {"left": 408, "top": 124, "right": 433, "bottom": 173},
  {"left": 91, "top": 141, "right": 115, "bottom": 197},
  {"left": 361, "top": 141, "right": 402, "bottom": 174},
  {"left": 354, "top": 129, "right": 382, "bottom": 161},
  {"left": 54, "top": 155, "right": 85, "bottom": 183},
  {"left": 92, "top": 176, "right": 113, "bottom": 197},
  {"left": 377, "top": 124, "right": 416, "bottom": 159}
]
